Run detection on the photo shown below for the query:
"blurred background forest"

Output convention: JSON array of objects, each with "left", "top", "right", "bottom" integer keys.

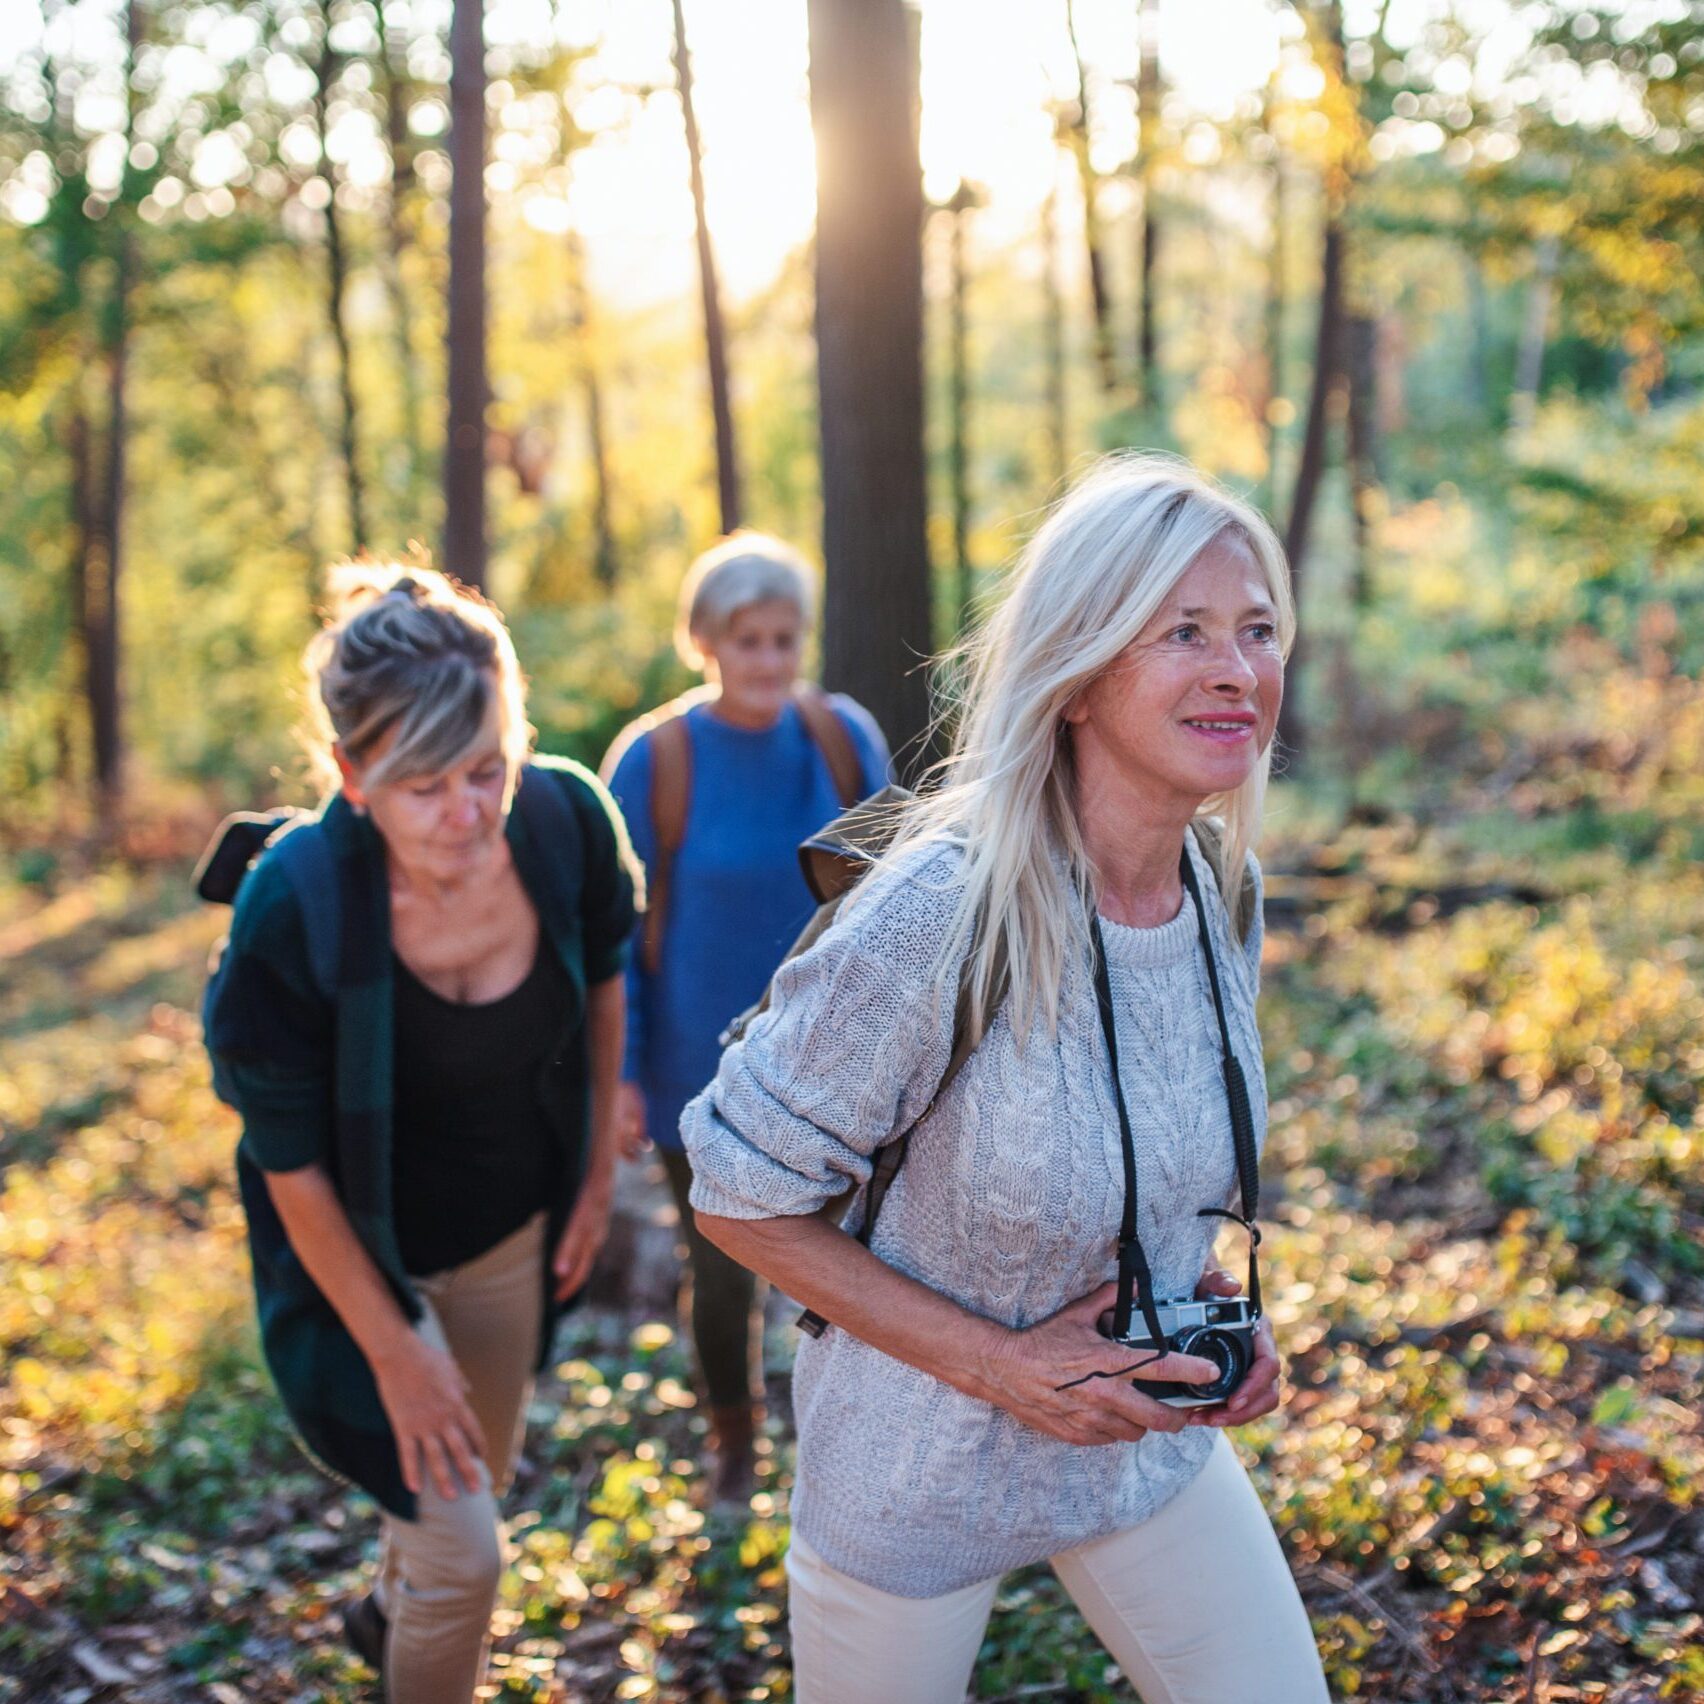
[{"left": 2, "top": 0, "right": 1703, "bottom": 1701}]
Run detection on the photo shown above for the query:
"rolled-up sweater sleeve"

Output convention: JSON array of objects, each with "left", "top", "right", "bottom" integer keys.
[{"left": 682, "top": 847, "right": 962, "bottom": 1220}]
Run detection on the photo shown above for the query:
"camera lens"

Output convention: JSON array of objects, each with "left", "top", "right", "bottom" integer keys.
[{"left": 1172, "top": 1326, "right": 1248, "bottom": 1402}]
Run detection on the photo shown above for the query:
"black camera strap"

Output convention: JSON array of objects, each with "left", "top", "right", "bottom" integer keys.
[{"left": 1090, "top": 838, "right": 1263, "bottom": 1353}]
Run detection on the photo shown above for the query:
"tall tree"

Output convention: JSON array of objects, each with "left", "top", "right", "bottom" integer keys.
[
  {"left": 1510, "top": 232, "right": 1560, "bottom": 433},
  {"left": 313, "top": 3, "right": 367, "bottom": 551},
  {"left": 1134, "top": 0, "right": 1162, "bottom": 406},
  {"left": 567, "top": 229, "right": 617, "bottom": 589},
  {"left": 1065, "top": 0, "right": 1116, "bottom": 395},
  {"left": 378, "top": 0, "right": 428, "bottom": 510},
  {"left": 85, "top": 0, "right": 143, "bottom": 830},
  {"left": 671, "top": 0, "right": 741, "bottom": 535},
  {"left": 1040, "top": 137, "right": 1069, "bottom": 493},
  {"left": 807, "top": 0, "right": 932, "bottom": 769},
  {"left": 943, "top": 180, "right": 985, "bottom": 626},
  {"left": 1278, "top": 0, "right": 1357, "bottom": 762},
  {"left": 444, "top": 0, "right": 487, "bottom": 590}
]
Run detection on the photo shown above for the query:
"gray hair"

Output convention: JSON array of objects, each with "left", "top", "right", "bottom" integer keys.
[
  {"left": 302, "top": 562, "right": 532, "bottom": 794},
  {"left": 675, "top": 532, "right": 816, "bottom": 669}
]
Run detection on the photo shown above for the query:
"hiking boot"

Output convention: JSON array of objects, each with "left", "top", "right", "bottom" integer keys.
[{"left": 342, "top": 1590, "right": 387, "bottom": 1674}]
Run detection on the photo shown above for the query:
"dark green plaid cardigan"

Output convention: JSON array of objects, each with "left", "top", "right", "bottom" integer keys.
[{"left": 205, "top": 758, "right": 639, "bottom": 1519}]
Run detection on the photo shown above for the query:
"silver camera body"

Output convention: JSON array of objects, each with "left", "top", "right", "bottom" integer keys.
[{"left": 1108, "top": 1293, "right": 1259, "bottom": 1409}]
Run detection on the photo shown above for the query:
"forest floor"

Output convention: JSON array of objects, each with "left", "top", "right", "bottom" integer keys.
[{"left": 3, "top": 707, "right": 1703, "bottom": 1701}]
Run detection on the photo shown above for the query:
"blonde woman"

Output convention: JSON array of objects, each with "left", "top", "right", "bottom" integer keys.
[
  {"left": 204, "top": 567, "right": 639, "bottom": 1704},
  {"left": 681, "top": 458, "right": 1328, "bottom": 1702},
  {"left": 602, "top": 534, "right": 889, "bottom": 1507}
]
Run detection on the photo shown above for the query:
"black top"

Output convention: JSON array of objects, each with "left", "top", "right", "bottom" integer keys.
[{"left": 391, "top": 936, "right": 573, "bottom": 1276}]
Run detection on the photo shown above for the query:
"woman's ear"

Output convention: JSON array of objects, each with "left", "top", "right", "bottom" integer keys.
[{"left": 333, "top": 744, "right": 365, "bottom": 808}]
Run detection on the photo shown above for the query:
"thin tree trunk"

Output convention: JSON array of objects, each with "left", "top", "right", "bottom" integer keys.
[
  {"left": 88, "top": 0, "right": 140, "bottom": 832},
  {"left": 1136, "top": 0, "right": 1161, "bottom": 406},
  {"left": 1066, "top": 0, "right": 1116, "bottom": 396},
  {"left": 315, "top": 19, "right": 367, "bottom": 550},
  {"left": 807, "top": 0, "right": 932, "bottom": 771},
  {"left": 443, "top": 0, "right": 487, "bottom": 590},
  {"left": 672, "top": 0, "right": 741, "bottom": 534},
  {"left": 1277, "top": 211, "right": 1344, "bottom": 762},
  {"left": 567, "top": 230, "right": 616, "bottom": 589},
  {"left": 68, "top": 393, "right": 92, "bottom": 810},
  {"left": 1043, "top": 166, "right": 1067, "bottom": 490},
  {"left": 1345, "top": 309, "right": 1378, "bottom": 608},
  {"left": 379, "top": 10, "right": 427, "bottom": 509},
  {"left": 1260, "top": 91, "right": 1286, "bottom": 503},
  {"left": 948, "top": 183, "right": 973, "bottom": 626},
  {"left": 1509, "top": 232, "right": 1559, "bottom": 434}
]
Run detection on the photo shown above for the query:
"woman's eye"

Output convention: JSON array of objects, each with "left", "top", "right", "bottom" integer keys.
[
  {"left": 1246, "top": 623, "right": 1277, "bottom": 645},
  {"left": 409, "top": 781, "right": 444, "bottom": 798},
  {"left": 1172, "top": 624, "right": 1200, "bottom": 643}
]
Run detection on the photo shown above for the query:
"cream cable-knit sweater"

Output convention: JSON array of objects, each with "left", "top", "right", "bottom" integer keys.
[{"left": 682, "top": 830, "right": 1267, "bottom": 1597}]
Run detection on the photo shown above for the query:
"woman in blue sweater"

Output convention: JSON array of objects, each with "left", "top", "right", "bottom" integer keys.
[{"left": 602, "top": 533, "right": 889, "bottom": 1507}]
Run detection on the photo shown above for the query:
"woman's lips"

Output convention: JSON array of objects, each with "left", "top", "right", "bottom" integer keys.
[{"left": 1181, "top": 717, "right": 1256, "bottom": 744}]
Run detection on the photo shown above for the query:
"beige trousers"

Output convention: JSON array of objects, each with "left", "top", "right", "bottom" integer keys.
[
  {"left": 373, "top": 1212, "right": 545, "bottom": 1704},
  {"left": 786, "top": 1433, "right": 1330, "bottom": 1704}
]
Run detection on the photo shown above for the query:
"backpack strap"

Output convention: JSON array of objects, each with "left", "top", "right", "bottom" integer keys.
[
  {"left": 642, "top": 711, "right": 693, "bottom": 977},
  {"left": 1188, "top": 816, "right": 1257, "bottom": 945},
  {"left": 263, "top": 818, "right": 342, "bottom": 1004},
  {"left": 511, "top": 763, "right": 584, "bottom": 868},
  {"left": 793, "top": 682, "right": 864, "bottom": 809}
]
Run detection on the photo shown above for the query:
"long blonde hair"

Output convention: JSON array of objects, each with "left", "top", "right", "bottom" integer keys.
[{"left": 893, "top": 453, "right": 1295, "bottom": 1041}]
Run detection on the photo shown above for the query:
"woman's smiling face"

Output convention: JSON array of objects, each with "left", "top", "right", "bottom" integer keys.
[{"left": 1064, "top": 533, "right": 1283, "bottom": 811}]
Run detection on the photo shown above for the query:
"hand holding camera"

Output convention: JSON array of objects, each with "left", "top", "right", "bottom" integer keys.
[{"left": 976, "top": 1280, "right": 1229, "bottom": 1447}]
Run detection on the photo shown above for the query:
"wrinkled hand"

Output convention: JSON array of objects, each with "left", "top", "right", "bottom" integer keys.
[
  {"left": 552, "top": 1181, "right": 612, "bottom": 1301},
  {"left": 371, "top": 1334, "right": 488, "bottom": 1502},
  {"left": 977, "top": 1282, "right": 1223, "bottom": 1447},
  {"left": 614, "top": 1082, "right": 648, "bottom": 1162},
  {"left": 1184, "top": 1267, "right": 1283, "bottom": 1430}
]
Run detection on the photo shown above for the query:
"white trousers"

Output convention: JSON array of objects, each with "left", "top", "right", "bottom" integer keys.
[{"left": 786, "top": 1433, "right": 1329, "bottom": 1704}]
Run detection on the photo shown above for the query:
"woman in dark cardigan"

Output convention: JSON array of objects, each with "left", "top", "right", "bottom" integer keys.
[{"left": 204, "top": 566, "right": 639, "bottom": 1704}]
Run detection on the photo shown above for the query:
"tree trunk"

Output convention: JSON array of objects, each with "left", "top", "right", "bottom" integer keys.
[
  {"left": 380, "top": 9, "right": 427, "bottom": 510},
  {"left": 1136, "top": 0, "right": 1161, "bottom": 406},
  {"left": 948, "top": 185, "right": 973, "bottom": 627},
  {"left": 567, "top": 230, "right": 617, "bottom": 589},
  {"left": 316, "top": 19, "right": 367, "bottom": 551},
  {"left": 443, "top": 0, "right": 487, "bottom": 590},
  {"left": 1260, "top": 93, "right": 1286, "bottom": 504},
  {"left": 1345, "top": 308, "right": 1378, "bottom": 608},
  {"left": 1042, "top": 166, "right": 1067, "bottom": 491},
  {"left": 1509, "top": 232, "right": 1559, "bottom": 434},
  {"left": 68, "top": 394, "right": 92, "bottom": 809},
  {"left": 87, "top": 0, "right": 140, "bottom": 832},
  {"left": 672, "top": 0, "right": 741, "bottom": 535},
  {"left": 807, "top": 0, "right": 933, "bottom": 772},
  {"left": 1066, "top": 0, "right": 1116, "bottom": 396},
  {"left": 1277, "top": 212, "right": 1344, "bottom": 762}
]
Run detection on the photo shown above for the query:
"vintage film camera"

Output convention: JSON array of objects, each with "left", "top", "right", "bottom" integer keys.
[{"left": 1109, "top": 1293, "right": 1260, "bottom": 1409}]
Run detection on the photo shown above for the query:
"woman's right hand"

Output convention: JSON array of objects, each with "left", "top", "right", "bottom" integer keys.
[
  {"left": 975, "top": 1282, "right": 1221, "bottom": 1446},
  {"left": 370, "top": 1333, "right": 489, "bottom": 1501},
  {"left": 615, "top": 1081, "right": 648, "bottom": 1161}
]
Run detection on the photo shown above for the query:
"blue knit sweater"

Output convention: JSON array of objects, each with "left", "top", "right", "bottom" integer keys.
[{"left": 605, "top": 695, "right": 889, "bottom": 1150}]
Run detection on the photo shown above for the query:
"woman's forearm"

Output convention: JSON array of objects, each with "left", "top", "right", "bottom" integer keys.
[
  {"left": 583, "top": 974, "right": 625, "bottom": 1192},
  {"left": 696, "top": 1211, "right": 1013, "bottom": 1402},
  {"left": 264, "top": 1163, "right": 417, "bottom": 1371}
]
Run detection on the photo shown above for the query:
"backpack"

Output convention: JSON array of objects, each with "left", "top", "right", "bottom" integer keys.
[
  {"left": 721, "top": 798, "right": 1256, "bottom": 1337},
  {"left": 193, "top": 770, "right": 584, "bottom": 1106},
  {"left": 601, "top": 682, "right": 866, "bottom": 977}
]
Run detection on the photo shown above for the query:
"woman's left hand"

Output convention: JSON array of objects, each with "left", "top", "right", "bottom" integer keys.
[
  {"left": 552, "top": 1181, "right": 613, "bottom": 1300},
  {"left": 1186, "top": 1267, "right": 1283, "bottom": 1429}
]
